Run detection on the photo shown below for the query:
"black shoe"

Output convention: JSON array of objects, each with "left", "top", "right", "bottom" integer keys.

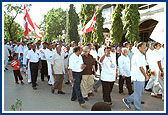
[
  {"left": 145, "top": 89, "right": 152, "bottom": 92},
  {"left": 33, "top": 87, "right": 37, "bottom": 90},
  {"left": 21, "top": 81, "right": 24, "bottom": 85},
  {"left": 84, "top": 97, "right": 89, "bottom": 101},
  {"left": 58, "top": 91, "right": 65, "bottom": 94},
  {"left": 5, "top": 68, "right": 8, "bottom": 70},
  {"left": 51, "top": 88, "right": 55, "bottom": 94}
]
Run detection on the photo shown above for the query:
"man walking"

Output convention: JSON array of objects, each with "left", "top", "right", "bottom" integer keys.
[
  {"left": 122, "top": 42, "right": 149, "bottom": 111},
  {"left": 81, "top": 46, "right": 97, "bottom": 101},
  {"left": 69, "top": 46, "right": 86, "bottom": 107},
  {"left": 26, "top": 44, "right": 42, "bottom": 90},
  {"left": 51, "top": 45, "right": 65, "bottom": 94}
]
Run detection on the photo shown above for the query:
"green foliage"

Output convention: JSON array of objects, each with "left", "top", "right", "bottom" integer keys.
[
  {"left": 10, "top": 99, "right": 22, "bottom": 111},
  {"left": 40, "top": 8, "right": 66, "bottom": 42},
  {"left": 4, "top": 4, "right": 31, "bottom": 41},
  {"left": 111, "top": 4, "right": 124, "bottom": 45},
  {"left": 123, "top": 4, "right": 140, "bottom": 43},
  {"left": 92, "top": 8, "right": 104, "bottom": 44},
  {"left": 4, "top": 14, "right": 24, "bottom": 41},
  {"left": 80, "top": 4, "right": 95, "bottom": 43},
  {"left": 68, "top": 4, "right": 79, "bottom": 44}
]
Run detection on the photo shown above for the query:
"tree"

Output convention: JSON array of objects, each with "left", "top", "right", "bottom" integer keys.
[
  {"left": 92, "top": 7, "right": 104, "bottom": 44},
  {"left": 111, "top": 4, "right": 124, "bottom": 45},
  {"left": 4, "top": 4, "right": 31, "bottom": 41},
  {"left": 4, "top": 14, "right": 24, "bottom": 41},
  {"left": 40, "top": 8, "right": 66, "bottom": 42},
  {"left": 123, "top": 4, "right": 140, "bottom": 43},
  {"left": 80, "top": 4, "right": 95, "bottom": 43},
  {"left": 68, "top": 4, "right": 79, "bottom": 44}
]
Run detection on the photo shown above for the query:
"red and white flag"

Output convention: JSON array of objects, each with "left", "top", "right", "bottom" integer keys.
[
  {"left": 23, "top": 5, "right": 42, "bottom": 38},
  {"left": 81, "top": 8, "right": 96, "bottom": 36},
  {"left": 105, "top": 37, "right": 110, "bottom": 46}
]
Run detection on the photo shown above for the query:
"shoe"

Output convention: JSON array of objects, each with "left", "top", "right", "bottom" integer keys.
[
  {"left": 33, "top": 87, "right": 37, "bottom": 90},
  {"left": 71, "top": 99, "right": 78, "bottom": 102},
  {"left": 119, "top": 92, "right": 125, "bottom": 95},
  {"left": 48, "top": 84, "right": 52, "bottom": 86},
  {"left": 88, "top": 93, "right": 94, "bottom": 97},
  {"left": 21, "top": 81, "right": 24, "bottom": 84},
  {"left": 94, "top": 88, "right": 98, "bottom": 92},
  {"left": 4, "top": 70, "right": 6, "bottom": 72},
  {"left": 122, "top": 98, "right": 131, "bottom": 109},
  {"left": 145, "top": 89, "right": 152, "bottom": 92},
  {"left": 107, "top": 102, "right": 112, "bottom": 105},
  {"left": 84, "top": 97, "right": 89, "bottom": 101},
  {"left": 41, "top": 79, "right": 45, "bottom": 82},
  {"left": 58, "top": 91, "right": 65, "bottom": 94},
  {"left": 5, "top": 68, "right": 8, "bottom": 70},
  {"left": 80, "top": 103, "right": 85, "bottom": 107},
  {"left": 28, "top": 82, "right": 32, "bottom": 84},
  {"left": 65, "top": 82, "right": 70, "bottom": 85},
  {"left": 16, "top": 82, "right": 19, "bottom": 84},
  {"left": 51, "top": 88, "right": 55, "bottom": 94}
]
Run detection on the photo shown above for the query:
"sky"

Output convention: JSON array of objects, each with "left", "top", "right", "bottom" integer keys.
[{"left": 4, "top": 2, "right": 82, "bottom": 28}]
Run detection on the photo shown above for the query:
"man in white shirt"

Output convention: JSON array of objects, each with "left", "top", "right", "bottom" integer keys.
[
  {"left": 46, "top": 43, "right": 55, "bottom": 86},
  {"left": 14, "top": 42, "right": 20, "bottom": 54},
  {"left": 69, "top": 41, "right": 76, "bottom": 54},
  {"left": 4, "top": 43, "right": 9, "bottom": 71},
  {"left": 26, "top": 44, "right": 42, "bottom": 90},
  {"left": 39, "top": 42, "right": 48, "bottom": 81},
  {"left": 122, "top": 42, "right": 150, "bottom": 111},
  {"left": 69, "top": 46, "right": 86, "bottom": 107},
  {"left": 145, "top": 42, "right": 156, "bottom": 91},
  {"left": 17, "top": 42, "right": 25, "bottom": 57},
  {"left": 118, "top": 48, "right": 133, "bottom": 95},
  {"left": 51, "top": 45, "right": 65, "bottom": 94},
  {"left": 100, "top": 46, "right": 117, "bottom": 105},
  {"left": 132, "top": 41, "right": 138, "bottom": 54}
]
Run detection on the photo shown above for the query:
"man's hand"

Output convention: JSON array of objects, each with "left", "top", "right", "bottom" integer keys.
[
  {"left": 70, "top": 75, "right": 74, "bottom": 83},
  {"left": 145, "top": 74, "right": 150, "bottom": 81},
  {"left": 81, "top": 64, "right": 86, "bottom": 70},
  {"left": 160, "top": 71, "right": 164, "bottom": 77},
  {"left": 52, "top": 70, "right": 55, "bottom": 76}
]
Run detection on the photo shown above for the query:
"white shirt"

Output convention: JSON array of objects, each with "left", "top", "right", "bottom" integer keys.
[
  {"left": 132, "top": 46, "right": 137, "bottom": 54},
  {"left": 157, "top": 48, "right": 164, "bottom": 69},
  {"left": 4, "top": 45, "right": 9, "bottom": 60},
  {"left": 17, "top": 45, "right": 24, "bottom": 54},
  {"left": 146, "top": 48, "right": 156, "bottom": 71},
  {"left": 51, "top": 52, "right": 65, "bottom": 74},
  {"left": 131, "top": 50, "right": 147, "bottom": 81},
  {"left": 118, "top": 54, "right": 131, "bottom": 77},
  {"left": 101, "top": 56, "right": 116, "bottom": 82},
  {"left": 69, "top": 47, "right": 74, "bottom": 54},
  {"left": 39, "top": 48, "right": 47, "bottom": 60},
  {"left": 69, "top": 53, "right": 84, "bottom": 72},
  {"left": 90, "top": 49, "right": 97, "bottom": 60},
  {"left": 26, "top": 50, "right": 40, "bottom": 63},
  {"left": 14, "top": 45, "right": 18, "bottom": 53},
  {"left": 110, "top": 51, "right": 116, "bottom": 59},
  {"left": 98, "top": 46, "right": 104, "bottom": 59},
  {"left": 23, "top": 47, "right": 28, "bottom": 65}
]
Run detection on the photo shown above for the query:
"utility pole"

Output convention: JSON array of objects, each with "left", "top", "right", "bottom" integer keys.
[{"left": 66, "top": 8, "right": 68, "bottom": 42}]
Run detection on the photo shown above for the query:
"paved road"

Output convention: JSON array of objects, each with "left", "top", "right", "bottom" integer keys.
[{"left": 4, "top": 64, "right": 164, "bottom": 111}]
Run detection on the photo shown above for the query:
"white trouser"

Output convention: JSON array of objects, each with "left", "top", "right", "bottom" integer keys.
[
  {"left": 158, "top": 70, "right": 164, "bottom": 100},
  {"left": 145, "top": 75, "right": 156, "bottom": 90},
  {"left": 4, "top": 59, "right": 8, "bottom": 70},
  {"left": 48, "top": 74, "right": 54, "bottom": 85}
]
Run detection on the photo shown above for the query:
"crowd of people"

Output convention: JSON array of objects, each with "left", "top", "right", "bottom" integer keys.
[{"left": 4, "top": 39, "right": 164, "bottom": 110}]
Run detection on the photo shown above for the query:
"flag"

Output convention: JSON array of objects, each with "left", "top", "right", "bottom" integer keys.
[
  {"left": 81, "top": 8, "right": 96, "bottom": 36},
  {"left": 105, "top": 37, "right": 110, "bottom": 46},
  {"left": 23, "top": 5, "right": 42, "bottom": 39}
]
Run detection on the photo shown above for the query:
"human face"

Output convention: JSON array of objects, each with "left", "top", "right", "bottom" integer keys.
[
  {"left": 129, "top": 44, "right": 132, "bottom": 50},
  {"left": 83, "top": 48, "right": 89, "bottom": 56},
  {"left": 111, "top": 47, "right": 115, "bottom": 52},
  {"left": 156, "top": 44, "right": 161, "bottom": 50},
  {"left": 139, "top": 44, "right": 146, "bottom": 54},
  {"left": 105, "top": 48, "right": 111, "bottom": 55},
  {"left": 122, "top": 49, "right": 127, "bottom": 56}
]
